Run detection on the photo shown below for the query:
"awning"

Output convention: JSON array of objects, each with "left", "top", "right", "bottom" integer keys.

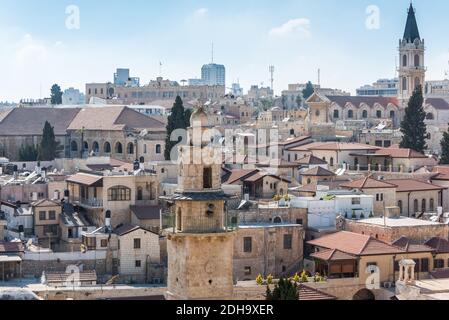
[
  {"left": 66, "top": 173, "right": 103, "bottom": 187},
  {"left": 0, "top": 256, "right": 22, "bottom": 263}
]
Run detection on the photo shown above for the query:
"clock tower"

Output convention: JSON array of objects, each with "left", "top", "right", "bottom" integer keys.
[
  {"left": 398, "top": 3, "right": 425, "bottom": 103},
  {"left": 165, "top": 107, "right": 235, "bottom": 300}
]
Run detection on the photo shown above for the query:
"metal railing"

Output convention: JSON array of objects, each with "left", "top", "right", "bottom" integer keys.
[
  {"left": 161, "top": 211, "right": 238, "bottom": 234},
  {"left": 71, "top": 197, "right": 103, "bottom": 208}
]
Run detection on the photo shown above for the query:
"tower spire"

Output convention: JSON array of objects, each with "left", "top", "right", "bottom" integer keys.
[{"left": 403, "top": 2, "right": 420, "bottom": 43}]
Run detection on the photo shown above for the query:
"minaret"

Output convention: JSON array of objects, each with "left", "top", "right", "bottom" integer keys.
[
  {"left": 398, "top": 3, "right": 425, "bottom": 104},
  {"left": 165, "top": 107, "right": 235, "bottom": 300}
]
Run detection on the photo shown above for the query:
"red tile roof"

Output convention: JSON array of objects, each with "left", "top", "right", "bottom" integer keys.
[
  {"left": 375, "top": 147, "right": 428, "bottom": 159},
  {"left": 301, "top": 166, "right": 335, "bottom": 177},
  {"left": 0, "top": 241, "right": 24, "bottom": 253},
  {"left": 307, "top": 231, "right": 403, "bottom": 256},
  {"left": 310, "top": 249, "right": 357, "bottom": 261},
  {"left": 385, "top": 179, "right": 445, "bottom": 192},
  {"left": 424, "top": 237, "right": 449, "bottom": 254},
  {"left": 296, "top": 155, "right": 328, "bottom": 165},
  {"left": 326, "top": 95, "right": 399, "bottom": 108},
  {"left": 298, "top": 284, "right": 337, "bottom": 301},
  {"left": 222, "top": 169, "right": 259, "bottom": 185},
  {"left": 290, "top": 142, "right": 380, "bottom": 152},
  {"left": 340, "top": 176, "right": 397, "bottom": 189}
]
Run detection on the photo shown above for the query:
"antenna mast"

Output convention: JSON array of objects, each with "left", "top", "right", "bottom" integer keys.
[{"left": 269, "top": 65, "right": 275, "bottom": 92}]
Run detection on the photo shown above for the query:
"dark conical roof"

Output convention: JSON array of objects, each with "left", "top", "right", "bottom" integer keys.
[{"left": 403, "top": 3, "right": 420, "bottom": 43}]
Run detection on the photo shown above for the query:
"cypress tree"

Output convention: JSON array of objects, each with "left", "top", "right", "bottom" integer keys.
[
  {"left": 302, "top": 81, "right": 314, "bottom": 101},
  {"left": 440, "top": 124, "right": 449, "bottom": 164},
  {"left": 164, "top": 96, "right": 191, "bottom": 160},
  {"left": 39, "top": 121, "right": 60, "bottom": 161},
  {"left": 400, "top": 85, "right": 427, "bottom": 153},
  {"left": 50, "top": 84, "right": 63, "bottom": 105}
]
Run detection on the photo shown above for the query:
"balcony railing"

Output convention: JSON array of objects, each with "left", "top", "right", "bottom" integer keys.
[
  {"left": 161, "top": 211, "right": 238, "bottom": 234},
  {"left": 71, "top": 197, "right": 103, "bottom": 208}
]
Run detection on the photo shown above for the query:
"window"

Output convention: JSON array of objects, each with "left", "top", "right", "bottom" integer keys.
[
  {"left": 422, "top": 199, "right": 426, "bottom": 213},
  {"left": 376, "top": 110, "right": 382, "bottom": 119},
  {"left": 108, "top": 186, "right": 131, "bottom": 201},
  {"left": 104, "top": 142, "right": 111, "bottom": 154},
  {"left": 351, "top": 198, "right": 361, "bottom": 205},
  {"left": 398, "top": 200, "right": 403, "bottom": 214},
  {"left": 127, "top": 143, "right": 134, "bottom": 155},
  {"left": 244, "top": 266, "right": 252, "bottom": 276},
  {"left": 243, "top": 237, "right": 252, "bottom": 253},
  {"left": 434, "top": 259, "right": 444, "bottom": 269},
  {"left": 156, "top": 144, "right": 162, "bottom": 154},
  {"left": 135, "top": 260, "right": 142, "bottom": 268},
  {"left": 375, "top": 140, "right": 383, "bottom": 147},
  {"left": 362, "top": 110, "right": 368, "bottom": 119},
  {"left": 415, "top": 77, "right": 420, "bottom": 89},
  {"left": 284, "top": 234, "right": 293, "bottom": 250},
  {"left": 134, "top": 238, "right": 141, "bottom": 249},
  {"left": 330, "top": 157, "right": 334, "bottom": 166},
  {"left": 347, "top": 110, "right": 354, "bottom": 119},
  {"left": 296, "top": 219, "right": 303, "bottom": 225},
  {"left": 115, "top": 142, "right": 123, "bottom": 154},
  {"left": 390, "top": 111, "right": 395, "bottom": 119},
  {"left": 402, "top": 77, "right": 407, "bottom": 92},
  {"left": 414, "top": 54, "right": 420, "bottom": 67},
  {"left": 39, "top": 211, "right": 46, "bottom": 220},
  {"left": 43, "top": 225, "right": 57, "bottom": 235},
  {"left": 137, "top": 187, "right": 143, "bottom": 201},
  {"left": 333, "top": 110, "right": 339, "bottom": 119},
  {"left": 70, "top": 141, "right": 78, "bottom": 152},
  {"left": 426, "top": 113, "right": 434, "bottom": 120},
  {"left": 414, "top": 199, "right": 419, "bottom": 214},
  {"left": 376, "top": 194, "right": 380, "bottom": 201},
  {"left": 421, "top": 258, "right": 429, "bottom": 272},
  {"left": 49, "top": 211, "right": 56, "bottom": 220},
  {"left": 402, "top": 54, "right": 407, "bottom": 67},
  {"left": 430, "top": 199, "right": 435, "bottom": 212},
  {"left": 101, "top": 239, "right": 108, "bottom": 248},
  {"left": 92, "top": 141, "right": 100, "bottom": 153},
  {"left": 203, "top": 167, "right": 212, "bottom": 189}
]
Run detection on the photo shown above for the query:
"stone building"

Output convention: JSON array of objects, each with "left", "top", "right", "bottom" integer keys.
[
  {"left": 32, "top": 199, "right": 61, "bottom": 245},
  {"left": 66, "top": 106, "right": 166, "bottom": 163},
  {"left": 163, "top": 107, "right": 236, "bottom": 300}
]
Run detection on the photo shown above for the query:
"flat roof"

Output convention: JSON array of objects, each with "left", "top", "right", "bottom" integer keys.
[
  {"left": 239, "top": 223, "right": 301, "bottom": 229},
  {"left": 0, "top": 256, "right": 22, "bottom": 262},
  {"left": 355, "top": 217, "right": 443, "bottom": 227}
]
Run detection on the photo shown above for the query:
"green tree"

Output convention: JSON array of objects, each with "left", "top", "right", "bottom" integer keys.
[
  {"left": 18, "top": 144, "right": 39, "bottom": 161},
  {"left": 440, "top": 124, "right": 449, "bottom": 164},
  {"left": 164, "top": 96, "right": 191, "bottom": 160},
  {"left": 38, "top": 121, "right": 61, "bottom": 161},
  {"left": 302, "top": 81, "right": 314, "bottom": 101},
  {"left": 400, "top": 85, "right": 427, "bottom": 153},
  {"left": 266, "top": 278, "right": 299, "bottom": 301},
  {"left": 50, "top": 84, "right": 63, "bottom": 105}
]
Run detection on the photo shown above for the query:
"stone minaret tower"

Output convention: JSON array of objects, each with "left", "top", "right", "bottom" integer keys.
[
  {"left": 165, "top": 107, "right": 235, "bottom": 300},
  {"left": 398, "top": 3, "right": 425, "bottom": 104}
]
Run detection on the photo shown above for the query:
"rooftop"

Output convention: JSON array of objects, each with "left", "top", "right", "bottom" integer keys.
[{"left": 356, "top": 217, "right": 443, "bottom": 227}]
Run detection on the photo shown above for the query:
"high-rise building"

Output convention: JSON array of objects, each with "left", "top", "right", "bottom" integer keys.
[
  {"left": 114, "top": 68, "right": 140, "bottom": 87},
  {"left": 201, "top": 63, "right": 226, "bottom": 86},
  {"left": 356, "top": 79, "right": 399, "bottom": 97}
]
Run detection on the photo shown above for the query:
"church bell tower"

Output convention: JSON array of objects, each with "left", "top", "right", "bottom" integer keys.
[
  {"left": 165, "top": 107, "right": 235, "bottom": 300},
  {"left": 398, "top": 3, "right": 425, "bottom": 103}
]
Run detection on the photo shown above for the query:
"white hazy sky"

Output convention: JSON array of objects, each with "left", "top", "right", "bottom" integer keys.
[{"left": 1, "top": 0, "right": 449, "bottom": 102}]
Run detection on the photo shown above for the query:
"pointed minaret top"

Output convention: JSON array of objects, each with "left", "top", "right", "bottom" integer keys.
[{"left": 403, "top": 3, "right": 420, "bottom": 43}]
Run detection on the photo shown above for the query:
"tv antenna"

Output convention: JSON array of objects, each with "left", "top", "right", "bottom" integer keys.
[{"left": 269, "top": 65, "right": 275, "bottom": 91}]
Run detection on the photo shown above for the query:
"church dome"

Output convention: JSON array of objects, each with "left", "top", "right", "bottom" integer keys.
[{"left": 190, "top": 106, "right": 209, "bottom": 127}]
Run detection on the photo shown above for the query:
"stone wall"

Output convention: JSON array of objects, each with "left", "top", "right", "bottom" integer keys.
[{"left": 22, "top": 259, "right": 107, "bottom": 278}]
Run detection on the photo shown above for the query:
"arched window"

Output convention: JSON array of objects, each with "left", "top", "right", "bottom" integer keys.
[
  {"left": 330, "top": 157, "right": 334, "bottom": 166},
  {"left": 398, "top": 200, "right": 403, "bottom": 214},
  {"left": 333, "top": 110, "right": 339, "bottom": 119},
  {"left": 127, "top": 143, "right": 134, "bottom": 155},
  {"left": 273, "top": 217, "right": 282, "bottom": 224},
  {"left": 362, "top": 110, "right": 368, "bottom": 119},
  {"left": 70, "top": 141, "right": 78, "bottom": 152},
  {"left": 415, "top": 77, "right": 420, "bottom": 89},
  {"left": 414, "top": 54, "right": 420, "bottom": 67},
  {"left": 290, "top": 129, "right": 295, "bottom": 136},
  {"left": 376, "top": 110, "right": 382, "bottom": 119},
  {"left": 315, "top": 110, "right": 320, "bottom": 117},
  {"left": 307, "top": 178, "right": 312, "bottom": 184},
  {"left": 115, "top": 142, "right": 123, "bottom": 154},
  {"left": 430, "top": 199, "right": 435, "bottom": 212},
  {"left": 422, "top": 199, "right": 426, "bottom": 213},
  {"left": 143, "top": 144, "right": 147, "bottom": 154},
  {"left": 156, "top": 144, "right": 162, "bottom": 154},
  {"left": 354, "top": 157, "right": 359, "bottom": 167},
  {"left": 426, "top": 113, "right": 434, "bottom": 120},
  {"left": 137, "top": 187, "right": 143, "bottom": 201},
  {"left": 402, "top": 77, "right": 407, "bottom": 92},
  {"left": 83, "top": 141, "right": 89, "bottom": 151},
  {"left": 104, "top": 142, "right": 111, "bottom": 154},
  {"left": 414, "top": 199, "right": 419, "bottom": 214},
  {"left": 139, "top": 156, "right": 145, "bottom": 163},
  {"left": 390, "top": 111, "right": 395, "bottom": 119},
  {"left": 108, "top": 186, "right": 131, "bottom": 201},
  {"left": 348, "top": 110, "right": 354, "bottom": 119},
  {"left": 92, "top": 141, "right": 99, "bottom": 153},
  {"left": 402, "top": 54, "right": 407, "bottom": 67}
]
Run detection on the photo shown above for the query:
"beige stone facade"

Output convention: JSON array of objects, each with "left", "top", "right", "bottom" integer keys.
[{"left": 32, "top": 200, "right": 61, "bottom": 242}]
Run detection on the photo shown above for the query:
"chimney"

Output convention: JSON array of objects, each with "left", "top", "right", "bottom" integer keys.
[{"left": 105, "top": 210, "right": 112, "bottom": 230}]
